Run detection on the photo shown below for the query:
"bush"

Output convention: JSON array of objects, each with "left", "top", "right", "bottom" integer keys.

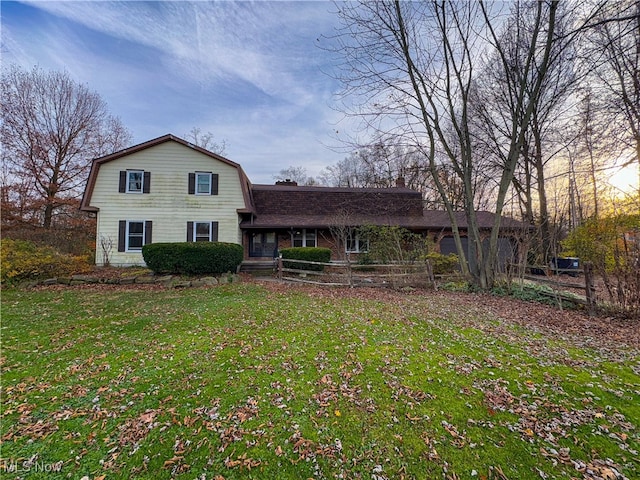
[
  {"left": 1, "top": 239, "right": 90, "bottom": 285},
  {"left": 562, "top": 214, "right": 639, "bottom": 316},
  {"left": 142, "top": 242, "right": 243, "bottom": 275},
  {"left": 280, "top": 247, "right": 331, "bottom": 271},
  {"left": 424, "top": 252, "right": 460, "bottom": 274},
  {"left": 358, "top": 225, "right": 429, "bottom": 264}
]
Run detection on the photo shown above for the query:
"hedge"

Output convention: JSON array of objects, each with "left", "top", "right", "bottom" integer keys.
[
  {"left": 280, "top": 247, "right": 331, "bottom": 272},
  {"left": 142, "top": 242, "right": 243, "bottom": 275}
]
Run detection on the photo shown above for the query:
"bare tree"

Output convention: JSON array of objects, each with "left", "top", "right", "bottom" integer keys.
[
  {"left": 318, "top": 154, "right": 369, "bottom": 187},
  {"left": 585, "top": 0, "right": 640, "bottom": 170},
  {"left": 184, "top": 127, "right": 227, "bottom": 155},
  {"left": 273, "top": 166, "right": 316, "bottom": 185},
  {"left": 320, "top": 140, "right": 427, "bottom": 188},
  {"left": 470, "top": 1, "right": 579, "bottom": 264},
  {"left": 330, "top": 1, "right": 565, "bottom": 289},
  {"left": 1, "top": 65, "right": 132, "bottom": 229}
]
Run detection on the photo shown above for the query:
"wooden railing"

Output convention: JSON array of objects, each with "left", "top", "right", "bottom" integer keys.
[{"left": 275, "top": 257, "right": 440, "bottom": 289}]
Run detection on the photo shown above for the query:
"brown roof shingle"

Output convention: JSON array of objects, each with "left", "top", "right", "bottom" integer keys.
[
  {"left": 241, "top": 185, "right": 530, "bottom": 231},
  {"left": 242, "top": 184, "right": 426, "bottom": 228}
]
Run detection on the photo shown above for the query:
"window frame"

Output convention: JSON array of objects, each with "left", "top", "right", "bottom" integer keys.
[
  {"left": 291, "top": 228, "right": 317, "bottom": 248},
  {"left": 126, "top": 170, "right": 144, "bottom": 194},
  {"left": 126, "top": 220, "right": 145, "bottom": 252},
  {"left": 194, "top": 221, "right": 213, "bottom": 242},
  {"left": 187, "top": 221, "right": 218, "bottom": 242},
  {"left": 346, "top": 233, "right": 369, "bottom": 253},
  {"left": 195, "top": 172, "right": 212, "bottom": 195}
]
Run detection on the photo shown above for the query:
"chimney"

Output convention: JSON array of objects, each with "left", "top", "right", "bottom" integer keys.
[
  {"left": 395, "top": 176, "right": 406, "bottom": 188},
  {"left": 275, "top": 179, "right": 298, "bottom": 186}
]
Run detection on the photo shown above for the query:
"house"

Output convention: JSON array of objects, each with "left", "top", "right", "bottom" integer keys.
[
  {"left": 81, "top": 134, "right": 252, "bottom": 266},
  {"left": 81, "top": 134, "right": 529, "bottom": 268}
]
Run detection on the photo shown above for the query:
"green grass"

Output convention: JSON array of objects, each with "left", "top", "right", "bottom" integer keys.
[{"left": 1, "top": 283, "right": 638, "bottom": 479}]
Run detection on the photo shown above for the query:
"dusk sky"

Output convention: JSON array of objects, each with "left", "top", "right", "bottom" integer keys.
[{"left": 2, "top": 1, "right": 351, "bottom": 183}]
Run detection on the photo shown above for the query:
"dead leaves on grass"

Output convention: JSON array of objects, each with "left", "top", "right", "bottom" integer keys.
[{"left": 2, "top": 283, "right": 638, "bottom": 479}]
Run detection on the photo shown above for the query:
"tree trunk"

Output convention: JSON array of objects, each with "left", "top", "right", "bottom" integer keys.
[
  {"left": 43, "top": 202, "right": 54, "bottom": 229},
  {"left": 533, "top": 123, "right": 551, "bottom": 262}
]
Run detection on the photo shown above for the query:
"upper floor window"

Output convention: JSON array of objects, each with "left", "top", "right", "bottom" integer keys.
[
  {"left": 119, "top": 170, "right": 150, "bottom": 193},
  {"left": 127, "top": 171, "right": 143, "bottom": 193},
  {"left": 189, "top": 172, "right": 219, "bottom": 195},
  {"left": 196, "top": 172, "right": 212, "bottom": 195},
  {"left": 292, "top": 229, "right": 316, "bottom": 247}
]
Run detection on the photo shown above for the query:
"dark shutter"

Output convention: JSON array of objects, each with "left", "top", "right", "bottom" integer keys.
[
  {"left": 143, "top": 172, "right": 151, "bottom": 193},
  {"left": 211, "top": 221, "right": 219, "bottom": 242},
  {"left": 119, "top": 171, "right": 126, "bottom": 193},
  {"left": 188, "top": 173, "right": 195, "bottom": 194},
  {"left": 211, "top": 174, "right": 219, "bottom": 195},
  {"left": 118, "top": 220, "right": 126, "bottom": 251},
  {"left": 187, "top": 221, "right": 194, "bottom": 242},
  {"left": 144, "top": 221, "right": 152, "bottom": 245}
]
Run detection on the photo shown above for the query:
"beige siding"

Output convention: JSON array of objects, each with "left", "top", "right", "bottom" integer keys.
[{"left": 90, "top": 142, "right": 246, "bottom": 266}]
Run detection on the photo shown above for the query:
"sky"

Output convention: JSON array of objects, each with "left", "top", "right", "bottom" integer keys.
[{"left": 1, "top": 0, "right": 351, "bottom": 183}]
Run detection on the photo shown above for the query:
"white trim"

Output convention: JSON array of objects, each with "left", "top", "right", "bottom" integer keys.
[
  {"left": 194, "top": 221, "right": 212, "bottom": 241},
  {"left": 292, "top": 228, "right": 317, "bottom": 247},
  {"left": 346, "top": 233, "right": 368, "bottom": 253},
  {"left": 126, "top": 220, "right": 145, "bottom": 251},
  {"left": 126, "top": 170, "right": 144, "bottom": 193},
  {"left": 195, "top": 172, "right": 212, "bottom": 195}
]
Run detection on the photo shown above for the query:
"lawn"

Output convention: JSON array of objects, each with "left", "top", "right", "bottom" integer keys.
[{"left": 1, "top": 281, "right": 638, "bottom": 479}]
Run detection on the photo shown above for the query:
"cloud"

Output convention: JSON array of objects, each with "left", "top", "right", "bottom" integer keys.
[
  {"left": 18, "top": 1, "right": 333, "bottom": 106},
  {"left": 4, "top": 1, "right": 347, "bottom": 182}
]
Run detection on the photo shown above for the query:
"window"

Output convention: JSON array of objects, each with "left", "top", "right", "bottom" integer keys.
[
  {"left": 127, "top": 171, "right": 143, "bottom": 193},
  {"left": 195, "top": 222, "right": 212, "bottom": 241},
  {"left": 292, "top": 229, "right": 316, "bottom": 247},
  {"left": 119, "top": 170, "right": 150, "bottom": 193},
  {"left": 196, "top": 172, "right": 212, "bottom": 195},
  {"left": 346, "top": 233, "right": 368, "bottom": 253},
  {"left": 188, "top": 172, "right": 219, "bottom": 195},
  {"left": 187, "top": 221, "right": 219, "bottom": 242}
]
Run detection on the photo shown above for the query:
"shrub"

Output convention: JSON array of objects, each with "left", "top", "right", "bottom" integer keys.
[
  {"left": 280, "top": 247, "right": 331, "bottom": 271},
  {"left": 1, "top": 239, "right": 90, "bottom": 285},
  {"left": 424, "top": 252, "right": 460, "bottom": 274},
  {"left": 358, "top": 225, "right": 430, "bottom": 264},
  {"left": 562, "top": 214, "right": 639, "bottom": 316},
  {"left": 142, "top": 242, "right": 243, "bottom": 275}
]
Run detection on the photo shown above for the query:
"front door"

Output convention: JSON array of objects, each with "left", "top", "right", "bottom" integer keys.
[{"left": 249, "top": 232, "right": 277, "bottom": 257}]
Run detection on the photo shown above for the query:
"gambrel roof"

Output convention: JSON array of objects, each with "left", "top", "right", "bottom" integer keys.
[{"left": 80, "top": 134, "right": 253, "bottom": 213}]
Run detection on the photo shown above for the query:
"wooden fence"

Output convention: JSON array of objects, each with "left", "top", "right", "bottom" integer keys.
[
  {"left": 275, "top": 257, "right": 441, "bottom": 289},
  {"left": 518, "top": 262, "right": 596, "bottom": 313},
  {"left": 276, "top": 257, "right": 597, "bottom": 313}
]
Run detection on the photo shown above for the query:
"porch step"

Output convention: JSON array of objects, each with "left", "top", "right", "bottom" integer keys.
[{"left": 240, "top": 260, "right": 276, "bottom": 273}]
